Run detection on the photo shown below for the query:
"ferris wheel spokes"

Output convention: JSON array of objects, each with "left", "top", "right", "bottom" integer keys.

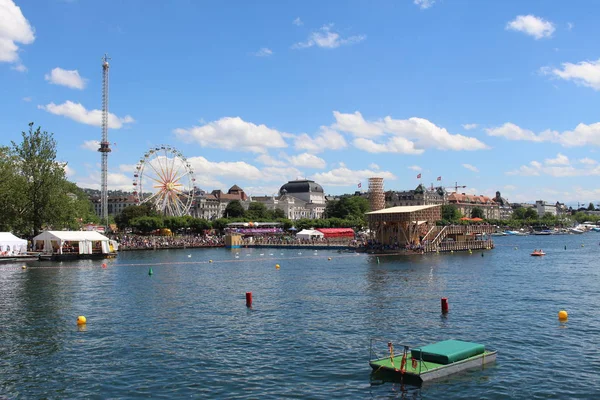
[{"left": 133, "top": 145, "right": 196, "bottom": 216}]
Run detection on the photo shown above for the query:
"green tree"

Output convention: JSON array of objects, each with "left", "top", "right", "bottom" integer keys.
[
  {"left": 115, "top": 204, "right": 158, "bottom": 230},
  {"left": 246, "top": 202, "right": 268, "bottom": 220},
  {"left": 441, "top": 205, "right": 460, "bottom": 221},
  {"left": 471, "top": 207, "right": 484, "bottom": 219},
  {"left": 524, "top": 208, "right": 538, "bottom": 220},
  {"left": 224, "top": 200, "right": 245, "bottom": 218},
  {"left": 189, "top": 218, "right": 211, "bottom": 233},
  {"left": 588, "top": 202, "right": 596, "bottom": 211},
  {"left": 11, "top": 123, "right": 70, "bottom": 236},
  {"left": 268, "top": 208, "right": 286, "bottom": 219},
  {"left": 513, "top": 207, "right": 527, "bottom": 220},
  {"left": 325, "top": 196, "right": 369, "bottom": 219},
  {"left": 0, "top": 146, "right": 27, "bottom": 233},
  {"left": 131, "top": 216, "right": 163, "bottom": 233}
]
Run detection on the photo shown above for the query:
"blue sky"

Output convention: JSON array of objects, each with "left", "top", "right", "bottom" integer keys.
[{"left": 2, "top": 0, "right": 600, "bottom": 206}]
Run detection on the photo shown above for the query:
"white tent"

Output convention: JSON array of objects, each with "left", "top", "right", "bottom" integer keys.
[
  {"left": 33, "top": 231, "right": 113, "bottom": 255},
  {"left": 296, "top": 229, "right": 325, "bottom": 240},
  {"left": 0, "top": 232, "right": 28, "bottom": 256}
]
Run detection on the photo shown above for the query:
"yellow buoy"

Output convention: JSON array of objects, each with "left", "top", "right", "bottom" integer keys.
[
  {"left": 77, "top": 316, "right": 87, "bottom": 325},
  {"left": 328, "top": 257, "right": 332, "bottom": 260},
  {"left": 21, "top": 265, "right": 26, "bottom": 269},
  {"left": 581, "top": 244, "right": 584, "bottom": 247},
  {"left": 275, "top": 264, "right": 280, "bottom": 269},
  {"left": 209, "top": 260, "right": 213, "bottom": 263},
  {"left": 558, "top": 310, "right": 568, "bottom": 321}
]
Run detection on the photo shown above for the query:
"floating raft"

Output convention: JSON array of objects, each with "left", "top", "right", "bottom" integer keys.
[{"left": 369, "top": 339, "right": 497, "bottom": 384}]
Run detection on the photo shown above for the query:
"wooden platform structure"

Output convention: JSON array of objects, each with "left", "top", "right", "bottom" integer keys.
[{"left": 366, "top": 205, "right": 494, "bottom": 253}]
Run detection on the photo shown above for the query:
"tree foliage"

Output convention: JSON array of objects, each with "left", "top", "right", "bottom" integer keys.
[
  {"left": 441, "top": 205, "right": 461, "bottom": 222},
  {"left": 224, "top": 200, "right": 245, "bottom": 218},
  {"left": 325, "top": 196, "right": 369, "bottom": 220},
  {"left": 0, "top": 123, "right": 96, "bottom": 236},
  {"left": 471, "top": 207, "right": 484, "bottom": 219}
]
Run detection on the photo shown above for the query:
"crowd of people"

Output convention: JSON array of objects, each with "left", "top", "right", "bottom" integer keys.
[
  {"left": 114, "top": 234, "right": 224, "bottom": 250},
  {"left": 110, "top": 233, "right": 362, "bottom": 250}
]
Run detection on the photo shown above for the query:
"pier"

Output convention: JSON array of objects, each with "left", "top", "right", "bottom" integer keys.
[{"left": 366, "top": 205, "right": 494, "bottom": 254}]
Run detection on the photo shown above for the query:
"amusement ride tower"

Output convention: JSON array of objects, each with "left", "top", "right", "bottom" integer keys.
[{"left": 98, "top": 54, "right": 111, "bottom": 227}]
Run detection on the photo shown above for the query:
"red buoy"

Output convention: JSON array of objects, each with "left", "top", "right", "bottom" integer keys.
[
  {"left": 441, "top": 297, "right": 449, "bottom": 313},
  {"left": 246, "top": 292, "right": 252, "bottom": 308}
]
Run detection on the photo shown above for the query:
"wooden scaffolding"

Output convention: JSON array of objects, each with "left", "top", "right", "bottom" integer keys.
[{"left": 366, "top": 205, "right": 442, "bottom": 247}]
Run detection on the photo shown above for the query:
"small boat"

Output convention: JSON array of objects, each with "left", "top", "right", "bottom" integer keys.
[
  {"left": 533, "top": 230, "right": 552, "bottom": 236},
  {"left": 569, "top": 228, "right": 585, "bottom": 234},
  {"left": 531, "top": 251, "right": 545, "bottom": 256},
  {"left": 369, "top": 339, "right": 496, "bottom": 385},
  {"left": 591, "top": 227, "right": 600, "bottom": 232}
]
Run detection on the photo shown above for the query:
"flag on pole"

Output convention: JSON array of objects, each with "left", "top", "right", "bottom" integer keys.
[
  {"left": 358, "top": 182, "right": 362, "bottom": 188},
  {"left": 437, "top": 176, "right": 441, "bottom": 181},
  {"left": 417, "top": 173, "right": 421, "bottom": 179}
]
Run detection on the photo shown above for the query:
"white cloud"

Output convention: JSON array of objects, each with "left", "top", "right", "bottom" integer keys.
[
  {"left": 333, "top": 111, "right": 488, "bottom": 152},
  {"left": 293, "top": 17, "right": 303, "bottom": 26},
  {"left": 311, "top": 166, "right": 396, "bottom": 186},
  {"left": 0, "top": 0, "right": 35, "bottom": 64},
  {"left": 22, "top": 96, "right": 31, "bottom": 102},
  {"left": 486, "top": 122, "right": 546, "bottom": 142},
  {"left": 63, "top": 164, "right": 76, "bottom": 177},
  {"left": 252, "top": 47, "right": 273, "bottom": 57},
  {"left": 487, "top": 121, "right": 600, "bottom": 148},
  {"left": 246, "top": 185, "right": 282, "bottom": 197},
  {"left": 44, "top": 67, "right": 87, "bottom": 89},
  {"left": 333, "top": 111, "right": 383, "bottom": 138},
  {"left": 76, "top": 171, "right": 133, "bottom": 191},
  {"left": 294, "top": 126, "right": 347, "bottom": 153},
  {"left": 369, "top": 163, "right": 380, "bottom": 170},
  {"left": 11, "top": 63, "right": 26, "bottom": 72},
  {"left": 506, "top": 153, "right": 600, "bottom": 177},
  {"left": 188, "top": 156, "right": 263, "bottom": 181},
  {"left": 38, "top": 101, "right": 135, "bottom": 129},
  {"left": 506, "top": 15, "right": 555, "bottom": 39},
  {"left": 353, "top": 137, "right": 424, "bottom": 154},
  {"left": 255, "top": 154, "right": 287, "bottom": 167},
  {"left": 544, "top": 59, "right": 600, "bottom": 91},
  {"left": 408, "top": 165, "right": 422, "bottom": 171},
  {"left": 81, "top": 140, "right": 100, "bottom": 151},
  {"left": 118, "top": 164, "right": 137, "bottom": 173},
  {"left": 414, "top": 0, "right": 435, "bottom": 9},
  {"left": 292, "top": 24, "right": 365, "bottom": 49},
  {"left": 462, "top": 123, "right": 478, "bottom": 130},
  {"left": 545, "top": 153, "right": 569, "bottom": 165},
  {"left": 289, "top": 152, "right": 326, "bottom": 169},
  {"left": 174, "top": 116, "right": 288, "bottom": 153},
  {"left": 579, "top": 158, "right": 597, "bottom": 165},
  {"left": 462, "top": 163, "right": 479, "bottom": 172},
  {"left": 261, "top": 166, "right": 304, "bottom": 183}
]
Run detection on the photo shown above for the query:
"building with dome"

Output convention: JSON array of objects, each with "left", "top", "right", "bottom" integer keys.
[{"left": 249, "top": 179, "right": 327, "bottom": 220}]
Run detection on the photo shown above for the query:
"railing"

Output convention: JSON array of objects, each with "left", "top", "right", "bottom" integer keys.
[
  {"left": 435, "top": 239, "right": 494, "bottom": 252},
  {"left": 422, "top": 225, "right": 441, "bottom": 242},
  {"left": 429, "top": 226, "right": 448, "bottom": 248}
]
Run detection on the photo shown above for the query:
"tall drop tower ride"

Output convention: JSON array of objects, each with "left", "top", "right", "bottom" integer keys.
[{"left": 98, "top": 54, "right": 111, "bottom": 227}]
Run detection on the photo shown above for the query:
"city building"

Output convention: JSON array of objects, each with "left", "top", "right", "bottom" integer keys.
[
  {"left": 447, "top": 193, "right": 500, "bottom": 220},
  {"left": 91, "top": 195, "right": 137, "bottom": 217},
  {"left": 535, "top": 200, "right": 557, "bottom": 217},
  {"left": 493, "top": 191, "right": 513, "bottom": 220},
  {"left": 249, "top": 179, "right": 327, "bottom": 220},
  {"left": 191, "top": 184, "right": 248, "bottom": 219},
  {"left": 385, "top": 184, "right": 447, "bottom": 207}
]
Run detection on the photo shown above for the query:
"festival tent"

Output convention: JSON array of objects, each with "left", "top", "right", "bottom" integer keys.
[
  {"left": 316, "top": 228, "right": 355, "bottom": 238},
  {"left": 33, "top": 231, "right": 113, "bottom": 255},
  {"left": 0, "top": 232, "right": 28, "bottom": 255},
  {"left": 296, "top": 229, "right": 325, "bottom": 240}
]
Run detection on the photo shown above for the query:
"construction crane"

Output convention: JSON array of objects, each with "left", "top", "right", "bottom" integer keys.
[
  {"left": 98, "top": 54, "right": 111, "bottom": 228},
  {"left": 429, "top": 182, "right": 467, "bottom": 193}
]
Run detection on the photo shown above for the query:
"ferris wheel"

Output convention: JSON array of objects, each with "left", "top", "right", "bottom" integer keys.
[{"left": 133, "top": 145, "right": 196, "bottom": 216}]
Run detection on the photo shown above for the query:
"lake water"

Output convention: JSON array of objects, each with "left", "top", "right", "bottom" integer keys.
[{"left": 2, "top": 234, "right": 600, "bottom": 399}]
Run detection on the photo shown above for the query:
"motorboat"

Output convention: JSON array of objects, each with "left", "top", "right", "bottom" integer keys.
[
  {"left": 569, "top": 228, "right": 585, "bottom": 234},
  {"left": 531, "top": 250, "right": 546, "bottom": 256}
]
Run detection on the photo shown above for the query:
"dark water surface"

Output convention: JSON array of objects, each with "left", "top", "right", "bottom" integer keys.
[{"left": 2, "top": 234, "right": 600, "bottom": 399}]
